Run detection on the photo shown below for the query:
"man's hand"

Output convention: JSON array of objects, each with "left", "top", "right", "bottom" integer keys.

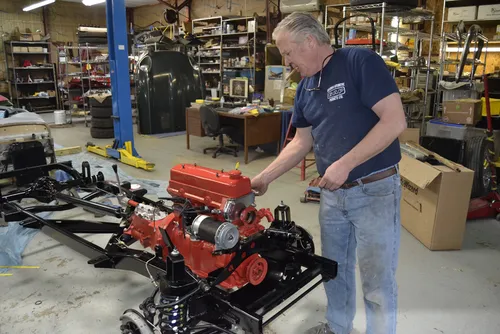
[
  {"left": 251, "top": 175, "right": 269, "bottom": 196},
  {"left": 317, "top": 160, "right": 352, "bottom": 191}
]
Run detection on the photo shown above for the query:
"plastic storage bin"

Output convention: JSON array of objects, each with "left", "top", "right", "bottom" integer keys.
[
  {"left": 442, "top": 88, "right": 480, "bottom": 101},
  {"left": 426, "top": 119, "right": 469, "bottom": 141},
  {"left": 481, "top": 97, "right": 500, "bottom": 116}
]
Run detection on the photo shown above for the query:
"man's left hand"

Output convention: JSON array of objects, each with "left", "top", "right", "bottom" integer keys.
[{"left": 317, "top": 160, "right": 352, "bottom": 191}]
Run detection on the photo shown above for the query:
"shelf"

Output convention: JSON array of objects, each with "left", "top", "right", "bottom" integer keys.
[
  {"left": 444, "top": 19, "right": 500, "bottom": 24},
  {"left": 223, "top": 17, "right": 253, "bottom": 22},
  {"left": 224, "top": 66, "right": 253, "bottom": 69},
  {"left": 10, "top": 52, "right": 50, "bottom": 55},
  {"left": 202, "top": 71, "right": 221, "bottom": 74},
  {"left": 195, "top": 34, "right": 221, "bottom": 38},
  {"left": 223, "top": 46, "right": 250, "bottom": 49},
  {"left": 17, "top": 96, "right": 57, "bottom": 100},
  {"left": 344, "top": 3, "right": 434, "bottom": 19},
  {"left": 67, "top": 61, "right": 109, "bottom": 65},
  {"left": 5, "top": 41, "right": 49, "bottom": 45},
  {"left": 9, "top": 66, "right": 53, "bottom": 70},
  {"left": 199, "top": 63, "right": 220, "bottom": 65},
  {"left": 11, "top": 81, "right": 55, "bottom": 85},
  {"left": 330, "top": 23, "right": 439, "bottom": 40},
  {"left": 223, "top": 32, "right": 253, "bottom": 36},
  {"left": 445, "top": 0, "right": 498, "bottom": 8}
]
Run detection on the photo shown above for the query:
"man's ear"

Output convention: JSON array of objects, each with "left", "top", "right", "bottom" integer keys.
[{"left": 304, "top": 34, "right": 315, "bottom": 48}]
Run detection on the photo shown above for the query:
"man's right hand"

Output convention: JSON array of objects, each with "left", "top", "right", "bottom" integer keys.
[{"left": 251, "top": 175, "right": 269, "bottom": 196}]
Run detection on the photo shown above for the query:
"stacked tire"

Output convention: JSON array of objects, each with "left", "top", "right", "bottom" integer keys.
[{"left": 90, "top": 96, "right": 114, "bottom": 139}]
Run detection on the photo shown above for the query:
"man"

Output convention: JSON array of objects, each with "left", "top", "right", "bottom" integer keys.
[{"left": 251, "top": 12, "right": 406, "bottom": 334}]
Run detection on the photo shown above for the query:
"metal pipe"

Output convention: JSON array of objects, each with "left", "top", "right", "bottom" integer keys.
[{"left": 55, "top": 193, "right": 124, "bottom": 218}]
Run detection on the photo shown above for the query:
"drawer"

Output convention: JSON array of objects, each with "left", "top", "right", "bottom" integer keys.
[
  {"left": 186, "top": 107, "right": 205, "bottom": 136},
  {"left": 187, "top": 116, "right": 205, "bottom": 137}
]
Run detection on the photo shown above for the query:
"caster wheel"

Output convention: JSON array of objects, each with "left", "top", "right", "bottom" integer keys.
[
  {"left": 495, "top": 213, "right": 500, "bottom": 221},
  {"left": 233, "top": 152, "right": 237, "bottom": 157},
  {"left": 300, "top": 196, "right": 307, "bottom": 203}
]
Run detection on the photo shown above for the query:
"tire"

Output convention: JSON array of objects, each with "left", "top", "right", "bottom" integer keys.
[
  {"left": 89, "top": 96, "right": 112, "bottom": 108},
  {"left": 90, "top": 127, "right": 114, "bottom": 139},
  {"left": 90, "top": 106, "right": 113, "bottom": 118},
  {"left": 91, "top": 117, "right": 113, "bottom": 128},
  {"left": 464, "top": 136, "right": 493, "bottom": 198}
]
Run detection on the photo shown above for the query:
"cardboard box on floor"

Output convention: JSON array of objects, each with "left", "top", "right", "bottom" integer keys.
[
  {"left": 399, "top": 128, "right": 420, "bottom": 144},
  {"left": 399, "top": 153, "right": 474, "bottom": 250},
  {"left": 442, "top": 99, "right": 482, "bottom": 125}
]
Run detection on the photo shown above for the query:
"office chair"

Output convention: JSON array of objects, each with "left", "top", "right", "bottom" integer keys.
[{"left": 199, "top": 105, "right": 239, "bottom": 158}]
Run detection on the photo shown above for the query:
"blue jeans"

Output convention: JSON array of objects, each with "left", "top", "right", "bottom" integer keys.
[{"left": 319, "top": 172, "right": 401, "bottom": 334}]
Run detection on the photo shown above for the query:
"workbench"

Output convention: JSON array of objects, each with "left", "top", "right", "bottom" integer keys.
[{"left": 186, "top": 107, "right": 282, "bottom": 164}]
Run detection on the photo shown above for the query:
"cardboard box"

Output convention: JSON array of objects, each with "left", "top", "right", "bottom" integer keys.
[
  {"left": 28, "top": 46, "right": 43, "bottom": 53},
  {"left": 442, "top": 99, "right": 482, "bottom": 125},
  {"left": 399, "top": 128, "right": 420, "bottom": 144},
  {"left": 32, "top": 32, "right": 42, "bottom": 41},
  {"left": 447, "top": 6, "right": 477, "bottom": 21},
  {"left": 477, "top": 5, "right": 500, "bottom": 20},
  {"left": 399, "top": 154, "right": 474, "bottom": 250}
]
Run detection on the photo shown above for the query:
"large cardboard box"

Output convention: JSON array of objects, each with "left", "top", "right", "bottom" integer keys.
[
  {"left": 477, "top": 5, "right": 500, "bottom": 20},
  {"left": 399, "top": 154, "right": 474, "bottom": 250},
  {"left": 447, "top": 6, "right": 477, "bottom": 21},
  {"left": 399, "top": 128, "right": 420, "bottom": 144},
  {"left": 442, "top": 99, "right": 482, "bottom": 125}
]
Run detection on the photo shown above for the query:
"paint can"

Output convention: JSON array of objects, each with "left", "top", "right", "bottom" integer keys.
[{"left": 54, "top": 110, "right": 66, "bottom": 125}]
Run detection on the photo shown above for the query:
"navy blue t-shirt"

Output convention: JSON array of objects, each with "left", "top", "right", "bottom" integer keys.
[{"left": 292, "top": 47, "right": 401, "bottom": 182}]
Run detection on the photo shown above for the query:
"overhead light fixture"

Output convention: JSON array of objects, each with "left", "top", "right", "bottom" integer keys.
[
  {"left": 23, "top": 0, "right": 55, "bottom": 12},
  {"left": 82, "top": 0, "right": 106, "bottom": 6}
]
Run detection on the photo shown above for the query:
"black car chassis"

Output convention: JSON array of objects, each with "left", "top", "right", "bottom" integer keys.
[{"left": 0, "top": 161, "right": 338, "bottom": 334}]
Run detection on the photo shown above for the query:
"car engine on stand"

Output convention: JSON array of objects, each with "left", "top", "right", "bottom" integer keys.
[
  {"left": 0, "top": 161, "right": 338, "bottom": 334},
  {"left": 119, "top": 164, "right": 337, "bottom": 334}
]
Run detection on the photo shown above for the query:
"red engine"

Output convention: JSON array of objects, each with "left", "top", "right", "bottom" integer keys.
[{"left": 124, "top": 164, "right": 274, "bottom": 290}]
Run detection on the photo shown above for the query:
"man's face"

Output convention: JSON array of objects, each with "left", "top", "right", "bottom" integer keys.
[{"left": 276, "top": 32, "right": 316, "bottom": 77}]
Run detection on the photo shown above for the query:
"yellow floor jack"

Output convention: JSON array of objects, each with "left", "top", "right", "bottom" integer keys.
[{"left": 86, "top": 140, "right": 155, "bottom": 171}]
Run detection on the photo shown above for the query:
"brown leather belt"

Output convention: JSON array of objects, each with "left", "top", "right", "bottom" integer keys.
[{"left": 340, "top": 167, "right": 397, "bottom": 189}]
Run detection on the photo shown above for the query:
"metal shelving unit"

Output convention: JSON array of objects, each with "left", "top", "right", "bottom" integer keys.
[
  {"left": 325, "top": 2, "right": 437, "bottom": 130},
  {"left": 192, "top": 16, "right": 266, "bottom": 100},
  {"left": 57, "top": 44, "right": 110, "bottom": 124},
  {"left": 3, "top": 41, "right": 58, "bottom": 112},
  {"left": 434, "top": 0, "right": 497, "bottom": 119}
]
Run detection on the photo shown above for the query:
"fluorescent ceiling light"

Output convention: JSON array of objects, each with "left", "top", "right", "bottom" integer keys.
[
  {"left": 23, "top": 0, "right": 55, "bottom": 12},
  {"left": 82, "top": 0, "right": 106, "bottom": 5}
]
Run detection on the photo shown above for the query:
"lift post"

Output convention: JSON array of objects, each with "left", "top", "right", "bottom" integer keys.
[{"left": 86, "top": 0, "right": 154, "bottom": 171}]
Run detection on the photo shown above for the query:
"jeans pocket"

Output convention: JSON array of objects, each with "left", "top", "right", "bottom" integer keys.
[{"left": 361, "top": 176, "right": 396, "bottom": 197}]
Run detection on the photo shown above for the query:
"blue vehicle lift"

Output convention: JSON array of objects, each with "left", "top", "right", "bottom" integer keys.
[{"left": 86, "top": 0, "right": 154, "bottom": 171}]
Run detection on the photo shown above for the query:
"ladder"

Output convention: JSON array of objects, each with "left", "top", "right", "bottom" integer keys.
[{"left": 282, "top": 116, "right": 316, "bottom": 181}]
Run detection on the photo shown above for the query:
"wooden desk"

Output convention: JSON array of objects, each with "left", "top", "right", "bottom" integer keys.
[{"left": 186, "top": 107, "right": 282, "bottom": 164}]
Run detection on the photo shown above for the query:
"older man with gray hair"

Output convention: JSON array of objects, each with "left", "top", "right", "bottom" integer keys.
[{"left": 251, "top": 12, "right": 406, "bottom": 334}]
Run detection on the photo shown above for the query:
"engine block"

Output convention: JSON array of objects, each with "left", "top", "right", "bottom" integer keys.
[{"left": 124, "top": 164, "right": 274, "bottom": 290}]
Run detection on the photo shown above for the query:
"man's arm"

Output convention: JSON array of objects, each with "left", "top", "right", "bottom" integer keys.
[
  {"left": 254, "top": 126, "right": 313, "bottom": 185},
  {"left": 318, "top": 92, "right": 406, "bottom": 190},
  {"left": 340, "top": 92, "right": 406, "bottom": 170}
]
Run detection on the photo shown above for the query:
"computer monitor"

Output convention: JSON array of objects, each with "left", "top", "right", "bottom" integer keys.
[{"left": 229, "top": 78, "right": 248, "bottom": 99}]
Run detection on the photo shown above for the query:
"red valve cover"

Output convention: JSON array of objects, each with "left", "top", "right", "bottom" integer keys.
[{"left": 167, "top": 164, "right": 251, "bottom": 209}]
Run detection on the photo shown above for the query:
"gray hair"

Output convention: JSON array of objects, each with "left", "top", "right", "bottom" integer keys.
[{"left": 272, "top": 12, "right": 330, "bottom": 45}]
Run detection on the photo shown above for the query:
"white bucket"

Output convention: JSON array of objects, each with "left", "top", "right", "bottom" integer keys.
[{"left": 54, "top": 110, "right": 66, "bottom": 125}]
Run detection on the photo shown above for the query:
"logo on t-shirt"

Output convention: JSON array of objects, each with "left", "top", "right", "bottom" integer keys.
[{"left": 327, "top": 83, "right": 346, "bottom": 102}]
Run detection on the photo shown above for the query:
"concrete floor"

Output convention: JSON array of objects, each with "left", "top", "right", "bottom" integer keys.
[{"left": 1, "top": 122, "right": 500, "bottom": 334}]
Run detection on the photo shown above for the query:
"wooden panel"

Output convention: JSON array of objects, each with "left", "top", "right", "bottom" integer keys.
[
  {"left": 246, "top": 113, "right": 281, "bottom": 147},
  {"left": 186, "top": 107, "right": 205, "bottom": 137}
]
